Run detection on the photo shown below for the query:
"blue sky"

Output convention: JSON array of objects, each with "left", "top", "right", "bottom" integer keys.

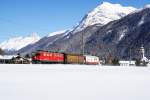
[{"left": 0, "top": 0, "right": 150, "bottom": 42}]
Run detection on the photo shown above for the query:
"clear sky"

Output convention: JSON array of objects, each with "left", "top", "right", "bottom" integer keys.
[{"left": 0, "top": 0, "right": 150, "bottom": 42}]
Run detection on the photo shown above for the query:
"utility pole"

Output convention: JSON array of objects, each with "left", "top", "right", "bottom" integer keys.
[
  {"left": 82, "top": 32, "right": 84, "bottom": 55},
  {"left": 129, "top": 47, "right": 131, "bottom": 65}
]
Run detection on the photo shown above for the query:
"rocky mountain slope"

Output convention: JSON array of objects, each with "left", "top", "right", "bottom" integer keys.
[{"left": 85, "top": 7, "right": 150, "bottom": 59}]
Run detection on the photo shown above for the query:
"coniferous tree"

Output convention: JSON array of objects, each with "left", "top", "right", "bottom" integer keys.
[
  {"left": 132, "top": 58, "right": 140, "bottom": 66},
  {"left": 0, "top": 48, "right": 4, "bottom": 55},
  {"left": 112, "top": 57, "right": 119, "bottom": 66},
  {"left": 25, "top": 54, "right": 30, "bottom": 58}
]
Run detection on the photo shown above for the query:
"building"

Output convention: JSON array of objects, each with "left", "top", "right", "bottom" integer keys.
[
  {"left": 0, "top": 55, "right": 17, "bottom": 64},
  {"left": 0, "top": 54, "right": 31, "bottom": 64},
  {"left": 139, "top": 45, "right": 149, "bottom": 66},
  {"left": 119, "top": 61, "right": 136, "bottom": 66}
]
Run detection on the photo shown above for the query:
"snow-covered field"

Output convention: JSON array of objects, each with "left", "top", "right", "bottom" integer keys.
[{"left": 0, "top": 64, "right": 150, "bottom": 100}]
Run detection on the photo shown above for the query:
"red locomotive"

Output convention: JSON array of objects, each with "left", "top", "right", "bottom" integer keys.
[{"left": 32, "top": 50, "right": 64, "bottom": 64}]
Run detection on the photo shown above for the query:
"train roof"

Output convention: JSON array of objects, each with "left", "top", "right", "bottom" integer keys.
[
  {"left": 35, "top": 50, "right": 63, "bottom": 53},
  {"left": 34, "top": 50, "right": 84, "bottom": 55}
]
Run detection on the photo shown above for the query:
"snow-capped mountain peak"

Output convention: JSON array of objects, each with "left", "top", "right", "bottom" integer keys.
[
  {"left": 74, "top": 2, "right": 137, "bottom": 32},
  {"left": 0, "top": 33, "right": 40, "bottom": 51}
]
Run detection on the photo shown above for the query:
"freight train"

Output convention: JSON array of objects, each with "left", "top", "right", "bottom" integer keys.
[{"left": 32, "top": 50, "right": 100, "bottom": 65}]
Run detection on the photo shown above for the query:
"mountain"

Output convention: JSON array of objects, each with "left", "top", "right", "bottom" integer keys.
[
  {"left": 0, "top": 33, "right": 40, "bottom": 53},
  {"left": 16, "top": 2, "right": 137, "bottom": 55},
  {"left": 37, "top": 2, "right": 137, "bottom": 53},
  {"left": 73, "top": 2, "right": 136, "bottom": 33},
  {"left": 40, "top": 4, "right": 150, "bottom": 60},
  {"left": 84, "top": 7, "right": 150, "bottom": 59},
  {"left": 17, "top": 30, "right": 69, "bottom": 54},
  {"left": 43, "top": 6, "right": 150, "bottom": 60}
]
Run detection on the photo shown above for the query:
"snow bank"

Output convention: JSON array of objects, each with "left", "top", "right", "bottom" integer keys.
[{"left": 0, "top": 64, "right": 150, "bottom": 100}]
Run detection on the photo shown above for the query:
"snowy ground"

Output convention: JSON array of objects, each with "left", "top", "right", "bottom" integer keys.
[{"left": 0, "top": 64, "right": 150, "bottom": 100}]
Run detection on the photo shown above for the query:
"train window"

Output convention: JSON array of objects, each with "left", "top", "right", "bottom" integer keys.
[
  {"left": 32, "top": 53, "right": 36, "bottom": 56},
  {"left": 56, "top": 53, "right": 58, "bottom": 56},
  {"left": 35, "top": 53, "right": 40, "bottom": 56},
  {"left": 49, "top": 53, "right": 52, "bottom": 56},
  {"left": 43, "top": 53, "right": 46, "bottom": 56}
]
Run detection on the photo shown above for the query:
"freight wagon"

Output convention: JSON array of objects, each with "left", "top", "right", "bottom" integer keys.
[
  {"left": 84, "top": 55, "right": 100, "bottom": 65},
  {"left": 64, "top": 54, "right": 85, "bottom": 64}
]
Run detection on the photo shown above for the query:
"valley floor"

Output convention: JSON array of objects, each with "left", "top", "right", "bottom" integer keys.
[{"left": 0, "top": 64, "right": 150, "bottom": 100}]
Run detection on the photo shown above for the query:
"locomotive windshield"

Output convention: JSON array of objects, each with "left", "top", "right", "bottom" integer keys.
[{"left": 32, "top": 52, "right": 40, "bottom": 57}]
